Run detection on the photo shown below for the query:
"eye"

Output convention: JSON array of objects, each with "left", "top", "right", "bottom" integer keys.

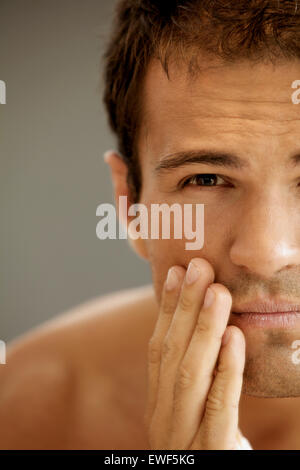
[{"left": 180, "top": 173, "right": 229, "bottom": 189}]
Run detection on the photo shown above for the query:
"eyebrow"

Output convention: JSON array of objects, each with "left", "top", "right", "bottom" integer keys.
[{"left": 154, "top": 150, "right": 249, "bottom": 174}]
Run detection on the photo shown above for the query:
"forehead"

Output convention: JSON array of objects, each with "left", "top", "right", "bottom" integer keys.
[{"left": 138, "top": 57, "right": 300, "bottom": 161}]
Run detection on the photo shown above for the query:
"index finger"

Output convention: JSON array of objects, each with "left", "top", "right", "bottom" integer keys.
[{"left": 145, "top": 265, "right": 185, "bottom": 426}]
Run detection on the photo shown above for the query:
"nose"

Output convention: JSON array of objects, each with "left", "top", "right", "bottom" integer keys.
[{"left": 229, "top": 191, "right": 300, "bottom": 278}]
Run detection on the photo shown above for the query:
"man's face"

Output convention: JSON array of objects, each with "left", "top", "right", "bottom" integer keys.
[{"left": 136, "top": 57, "right": 300, "bottom": 397}]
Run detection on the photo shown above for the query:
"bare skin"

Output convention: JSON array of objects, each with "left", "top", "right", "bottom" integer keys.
[
  {"left": 2, "top": 279, "right": 300, "bottom": 449},
  {"left": 0, "top": 285, "right": 158, "bottom": 450},
  {"left": 3, "top": 58, "right": 300, "bottom": 449},
  {"left": 145, "top": 258, "right": 246, "bottom": 450}
]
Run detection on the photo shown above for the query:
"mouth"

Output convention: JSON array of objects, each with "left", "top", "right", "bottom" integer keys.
[{"left": 231, "top": 299, "right": 300, "bottom": 329}]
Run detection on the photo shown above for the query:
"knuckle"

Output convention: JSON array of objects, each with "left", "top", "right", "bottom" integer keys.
[
  {"left": 178, "top": 293, "right": 193, "bottom": 313},
  {"left": 163, "top": 303, "right": 175, "bottom": 316},
  {"left": 206, "top": 381, "right": 239, "bottom": 417},
  {"left": 205, "top": 391, "right": 225, "bottom": 414},
  {"left": 161, "top": 336, "right": 180, "bottom": 361},
  {"left": 216, "top": 359, "right": 241, "bottom": 380},
  {"left": 194, "top": 319, "right": 210, "bottom": 336},
  {"left": 148, "top": 338, "right": 161, "bottom": 364},
  {"left": 176, "top": 364, "right": 195, "bottom": 391}
]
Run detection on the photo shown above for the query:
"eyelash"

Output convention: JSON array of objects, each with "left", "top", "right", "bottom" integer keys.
[{"left": 179, "top": 173, "right": 231, "bottom": 189}]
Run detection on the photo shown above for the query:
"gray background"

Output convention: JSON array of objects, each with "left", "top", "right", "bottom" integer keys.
[{"left": 0, "top": 0, "right": 151, "bottom": 342}]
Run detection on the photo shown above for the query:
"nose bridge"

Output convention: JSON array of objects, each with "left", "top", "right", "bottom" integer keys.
[{"left": 229, "top": 188, "right": 300, "bottom": 275}]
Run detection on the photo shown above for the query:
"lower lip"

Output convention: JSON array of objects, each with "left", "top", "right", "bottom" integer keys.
[{"left": 231, "top": 312, "right": 300, "bottom": 329}]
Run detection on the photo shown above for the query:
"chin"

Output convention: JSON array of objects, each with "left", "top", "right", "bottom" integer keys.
[{"left": 241, "top": 352, "right": 300, "bottom": 398}]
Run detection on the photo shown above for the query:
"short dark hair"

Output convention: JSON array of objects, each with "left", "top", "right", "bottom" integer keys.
[{"left": 102, "top": 0, "right": 300, "bottom": 202}]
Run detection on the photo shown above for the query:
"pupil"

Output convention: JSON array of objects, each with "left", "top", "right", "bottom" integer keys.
[{"left": 199, "top": 174, "right": 216, "bottom": 185}]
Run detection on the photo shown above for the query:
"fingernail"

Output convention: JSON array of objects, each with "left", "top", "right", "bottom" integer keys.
[
  {"left": 203, "top": 287, "right": 215, "bottom": 308},
  {"left": 185, "top": 262, "right": 200, "bottom": 285},
  {"left": 166, "top": 267, "right": 179, "bottom": 291}
]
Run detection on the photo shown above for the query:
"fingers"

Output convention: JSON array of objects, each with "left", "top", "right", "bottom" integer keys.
[
  {"left": 145, "top": 257, "right": 245, "bottom": 451},
  {"left": 193, "top": 325, "right": 246, "bottom": 450},
  {"left": 150, "top": 258, "right": 215, "bottom": 448},
  {"left": 158, "top": 259, "right": 215, "bottom": 400},
  {"left": 145, "top": 265, "right": 185, "bottom": 428},
  {"left": 169, "top": 282, "right": 232, "bottom": 449}
]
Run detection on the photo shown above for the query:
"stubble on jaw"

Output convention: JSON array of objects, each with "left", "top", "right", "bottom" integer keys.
[{"left": 242, "top": 329, "right": 300, "bottom": 397}]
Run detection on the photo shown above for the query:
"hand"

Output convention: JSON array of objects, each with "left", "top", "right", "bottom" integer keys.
[{"left": 144, "top": 257, "right": 246, "bottom": 450}]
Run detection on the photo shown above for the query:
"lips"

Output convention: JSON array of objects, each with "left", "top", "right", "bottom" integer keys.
[{"left": 231, "top": 299, "right": 300, "bottom": 329}]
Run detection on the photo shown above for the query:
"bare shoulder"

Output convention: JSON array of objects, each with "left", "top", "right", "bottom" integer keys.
[{"left": 0, "top": 284, "right": 158, "bottom": 449}]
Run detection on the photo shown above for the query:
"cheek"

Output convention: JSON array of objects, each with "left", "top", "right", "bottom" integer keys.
[
  {"left": 145, "top": 222, "right": 230, "bottom": 303},
  {"left": 146, "top": 238, "right": 187, "bottom": 302},
  {"left": 140, "top": 193, "right": 235, "bottom": 298},
  {"left": 203, "top": 209, "right": 232, "bottom": 253},
  {"left": 200, "top": 209, "right": 235, "bottom": 280}
]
